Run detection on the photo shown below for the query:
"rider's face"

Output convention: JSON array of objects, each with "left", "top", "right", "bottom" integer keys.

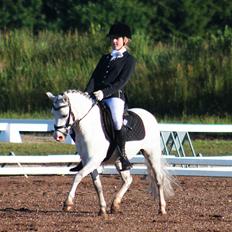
[{"left": 110, "top": 36, "right": 126, "bottom": 50}]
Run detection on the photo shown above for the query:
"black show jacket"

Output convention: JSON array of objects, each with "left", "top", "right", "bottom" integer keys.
[{"left": 85, "top": 51, "right": 136, "bottom": 100}]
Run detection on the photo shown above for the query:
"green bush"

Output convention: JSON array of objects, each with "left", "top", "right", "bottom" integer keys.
[{"left": 0, "top": 28, "right": 231, "bottom": 117}]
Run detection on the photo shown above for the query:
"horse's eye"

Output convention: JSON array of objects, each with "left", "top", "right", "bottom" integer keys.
[{"left": 62, "top": 114, "right": 68, "bottom": 118}]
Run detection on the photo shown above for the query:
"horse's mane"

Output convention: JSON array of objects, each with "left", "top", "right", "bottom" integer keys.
[
  {"left": 63, "top": 89, "right": 95, "bottom": 103},
  {"left": 63, "top": 89, "right": 83, "bottom": 96}
]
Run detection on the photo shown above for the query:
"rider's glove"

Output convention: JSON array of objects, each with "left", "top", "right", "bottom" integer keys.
[{"left": 93, "top": 90, "right": 104, "bottom": 101}]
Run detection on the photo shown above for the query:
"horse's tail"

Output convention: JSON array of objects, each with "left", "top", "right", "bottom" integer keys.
[
  {"left": 159, "top": 157, "right": 175, "bottom": 199},
  {"left": 144, "top": 153, "right": 175, "bottom": 199}
]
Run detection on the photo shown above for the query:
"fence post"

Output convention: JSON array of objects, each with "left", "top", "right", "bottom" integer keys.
[{"left": 0, "top": 123, "right": 22, "bottom": 143}]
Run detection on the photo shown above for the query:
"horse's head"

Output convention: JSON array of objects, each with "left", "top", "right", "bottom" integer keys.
[{"left": 47, "top": 92, "right": 75, "bottom": 142}]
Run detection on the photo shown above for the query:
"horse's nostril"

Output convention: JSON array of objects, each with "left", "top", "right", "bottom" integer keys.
[{"left": 58, "top": 136, "right": 63, "bottom": 140}]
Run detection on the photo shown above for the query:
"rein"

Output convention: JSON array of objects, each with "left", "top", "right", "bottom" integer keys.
[{"left": 76, "top": 101, "right": 96, "bottom": 124}]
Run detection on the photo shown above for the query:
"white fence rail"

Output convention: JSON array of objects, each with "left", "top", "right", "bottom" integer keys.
[
  {"left": 0, "top": 119, "right": 54, "bottom": 143},
  {"left": 1, "top": 119, "right": 232, "bottom": 177},
  {"left": 1, "top": 119, "right": 232, "bottom": 143},
  {"left": 0, "top": 154, "right": 231, "bottom": 177}
]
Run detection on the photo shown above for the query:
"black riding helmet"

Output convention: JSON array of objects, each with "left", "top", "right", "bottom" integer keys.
[{"left": 107, "top": 22, "right": 132, "bottom": 39}]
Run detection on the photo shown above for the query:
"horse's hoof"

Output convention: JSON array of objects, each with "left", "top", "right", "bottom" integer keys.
[
  {"left": 98, "top": 209, "right": 108, "bottom": 219},
  {"left": 158, "top": 209, "right": 167, "bottom": 215},
  {"left": 111, "top": 204, "right": 120, "bottom": 214},
  {"left": 63, "top": 203, "right": 73, "bottom": 212},
  {"left": 63, "top": 205, "right": 72, "bottom": 211}
]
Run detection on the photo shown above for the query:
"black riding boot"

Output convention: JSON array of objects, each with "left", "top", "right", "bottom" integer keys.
[
  {"left": 69, "top": 129, "right": 84, "bottom": 172},
  {"left": 69, "top": 129, "right": 76, "bottom": 142},
  {"left": 115, "top": 128, "right": 132, "bottom": 171}
]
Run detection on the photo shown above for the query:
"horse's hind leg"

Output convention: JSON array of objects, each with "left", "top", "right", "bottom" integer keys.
[
  {"left": 111, "top": 161, "right": 133, "bottom": 213},
  {"left": 90, "top": 169, "right": 107, "bottom": 218},
  {"left": 143, "top": 150, "right": 167, "bottom": 215}
]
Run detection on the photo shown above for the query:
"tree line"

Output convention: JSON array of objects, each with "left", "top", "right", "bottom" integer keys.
[{"left": 0, "top": 0, "right": 231, "bottom": 40}]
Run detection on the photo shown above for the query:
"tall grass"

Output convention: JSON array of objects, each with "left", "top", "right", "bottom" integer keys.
[
  {"left": 0, "top": 30, "right": 107, "bottom": 113},
  {"left": 0, "top": 28, "right": 231, "bottom": 119}
]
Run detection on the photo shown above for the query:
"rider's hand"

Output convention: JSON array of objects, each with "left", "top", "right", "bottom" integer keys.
[{"left": 93, "top": 90, "right": 104, "bottom": 101}]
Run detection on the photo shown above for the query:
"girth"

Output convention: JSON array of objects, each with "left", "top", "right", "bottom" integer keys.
[{"left": 98, "top": 102, "right": 145, "bottom": 162}]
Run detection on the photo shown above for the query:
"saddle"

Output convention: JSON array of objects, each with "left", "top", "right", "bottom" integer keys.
[
  {"left": 98, "top": 102, "right": 145, "bottom": 161},
  {"left": 69, "top": 101, "right": 145, "bottom": 172}
]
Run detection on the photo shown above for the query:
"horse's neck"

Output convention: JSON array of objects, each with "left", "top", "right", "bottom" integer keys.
[
  {"left": 68, "top": 92, "right": 106, "bottom": 152},
  {"left": 68, "top": 92, "right": 94, "bottom": 120}
]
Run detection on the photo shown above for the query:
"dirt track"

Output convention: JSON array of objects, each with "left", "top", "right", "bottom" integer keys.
[{"left": 0, "top": 175, "right": 231, "bottom": 232}]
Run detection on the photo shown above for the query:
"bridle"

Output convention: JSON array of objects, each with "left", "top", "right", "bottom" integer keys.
[
  {"left": 53, "top": 96, "right": 96, "bottom": 136},
  {"left": 52, "top": 100, "right": 74, "bottom": 136}
]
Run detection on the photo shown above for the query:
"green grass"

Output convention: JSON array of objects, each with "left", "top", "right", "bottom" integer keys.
[
  {"left": 0, "top": 139, "right": 231, "bottom": 156},
  {"left": 193, "top": 139, "right": 232, "bottom": 156},
  {"left": 0, "top": 111, "right": 52, "bottom": 119},
  {"left": 0, "top": 141, "right": 75, "bottom": 155}
]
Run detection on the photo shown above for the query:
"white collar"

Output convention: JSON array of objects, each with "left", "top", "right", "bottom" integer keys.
[{"left": 110, "top": 47, "right": 127, "bottom": 60}]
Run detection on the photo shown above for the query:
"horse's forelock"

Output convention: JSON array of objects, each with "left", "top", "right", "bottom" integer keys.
[
  {"left": 56, "top": 94, "right": 65, "bottom": 102},
  {"left": 52, "top": 93, "right": 69, "bottom": 109}
]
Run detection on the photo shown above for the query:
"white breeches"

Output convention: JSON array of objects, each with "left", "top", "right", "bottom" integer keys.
[{"left": 103, "top": 97, "right": 125, "bottom": 130}]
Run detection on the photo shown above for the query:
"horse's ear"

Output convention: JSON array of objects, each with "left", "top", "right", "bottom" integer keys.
[{"left": 46, "top": 92, "right": 55, "bottom": 101}]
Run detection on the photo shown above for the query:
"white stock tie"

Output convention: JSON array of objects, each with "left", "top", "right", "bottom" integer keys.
[{"left": 110, "top": 50, "right": 124, "bottom": 61}]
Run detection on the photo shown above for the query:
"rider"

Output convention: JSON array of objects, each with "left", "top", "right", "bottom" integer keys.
[{"left": 85, "top": 22, "right": 136, "bottom": 171}]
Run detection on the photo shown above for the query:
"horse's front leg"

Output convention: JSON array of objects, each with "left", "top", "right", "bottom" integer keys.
[
  {"left": 63, "top": 171, "right": 83, "bottom": 211},
  {"left": 91, "top": 169, "right": 107, "bottom": 218},
  {"left": 111, "top": 161, "right": 133, "bottom": 213},
  {"left": 63, "top": 159, "right": 100, "bottom": 212}
]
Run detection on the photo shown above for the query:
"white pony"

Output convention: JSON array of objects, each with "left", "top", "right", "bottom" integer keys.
[{"left": 47, "top": 90, "right": 174, "bottom": 217}]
